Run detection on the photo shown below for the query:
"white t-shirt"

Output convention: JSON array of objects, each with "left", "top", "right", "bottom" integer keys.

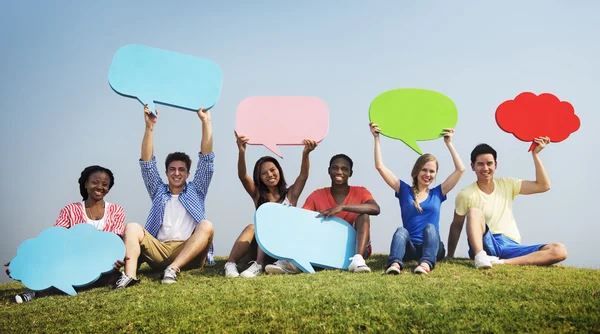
[
  {"left": 157, "top": 194, "right": 196, "bottom": 242},
  {"left": 82, "top": 201, "right": 107, "bottom": 232}
]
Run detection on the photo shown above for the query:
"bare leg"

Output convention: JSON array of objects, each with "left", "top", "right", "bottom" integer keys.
[
  {"left": 227, "top": 224, "right": 256, "bottom": 263},
  {"left": 504, "top": 243, "right": 567, "bottom": 266},
  {"left": 354, "top": 214, "right": 370, "bottom": 256},
  {"left": 466, "top": 208, "right": 486, "bottom": 254},
  {"left": 123, "top": 223, "right": 145, "bottom": 278},
  {"left": 169, "top": 220, "right": 214, "bottom": 270}
]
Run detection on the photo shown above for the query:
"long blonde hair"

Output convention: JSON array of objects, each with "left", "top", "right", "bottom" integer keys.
[{"left": 410, "top": 154, "right": 438, "bottom": 213}]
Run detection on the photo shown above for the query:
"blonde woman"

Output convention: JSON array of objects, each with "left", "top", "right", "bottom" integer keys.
[{"left": 370, "top": 122, "right": 465, "bottom": 274}]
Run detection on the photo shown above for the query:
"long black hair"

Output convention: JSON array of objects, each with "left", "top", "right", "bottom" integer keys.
[
  {"left": 252, "top": 156, "right": 287, "bottom": 208},
  {"left": 78, "top": 165, "right": 115, "bottom": 200}
]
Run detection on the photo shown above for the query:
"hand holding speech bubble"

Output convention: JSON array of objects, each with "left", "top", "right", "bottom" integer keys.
[
  {"left": 254, "top": 203, "right": 356, "bottom": 273},
  {"left": 108, "top": 44, "right": 223, "bottom": 114},
  {"left": 369, "top": 88, "right": 458, "bottom": 155},
  {"left": 495, "top": 92, "right": 580, "bottom": 151},
  {"left": 235, "top": 96, "right": 328, "bottom": 158},
  {"left": 8, "top": 224, "right": 125, "bottom": 296}
]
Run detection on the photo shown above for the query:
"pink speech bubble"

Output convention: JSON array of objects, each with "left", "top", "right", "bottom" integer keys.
[{"left": 235, "top": 96, "right": 329, "bottom": 158}]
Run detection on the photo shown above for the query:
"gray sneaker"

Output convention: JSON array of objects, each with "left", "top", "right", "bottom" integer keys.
[
  {"left": 114, "top": 272, "right": 138, "bottom": 289},
  {"left": 15, "top": 291, "right": 36, "bottom": 303},
  {"left": 265, "top": 260, "right": 302, "bottom": 274},
  {"left": 161, "top": 267, "right": 180, "bottom": 284}
]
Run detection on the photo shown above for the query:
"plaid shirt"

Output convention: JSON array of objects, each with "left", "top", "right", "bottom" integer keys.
[{"left": 140, "top": 152, "right": 215, "bottom": 265}]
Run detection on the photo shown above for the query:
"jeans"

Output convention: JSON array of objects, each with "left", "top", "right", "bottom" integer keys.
[{"left": 387, "top": 224, "right": 446, "bottom": 270}]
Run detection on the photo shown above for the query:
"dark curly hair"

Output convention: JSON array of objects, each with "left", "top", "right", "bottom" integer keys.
[
  {"left": 165, "top": 152, "right": 192, "bottom": 172},
  {"left": 79, "top": 166, "right": 115, "bottom": 200}
]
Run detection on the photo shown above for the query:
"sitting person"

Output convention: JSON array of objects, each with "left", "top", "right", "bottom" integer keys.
[
  {"left": 266, "top": 153, "right": 380, "bottom": 274},
  {"left": 447, "top": 141, "right": 567, "bottom": 269},
  {"left": 6, "top": 165, "right": 126, "bottom": 303},
  {"left": 369, "top": 123, "right": 465, "bottom": 275},
  {"left": 224, "top": 132, "right": 318, "bottom": 278},
  {"left": 115, "top": 105, "right": 215, "bottom": 288}
]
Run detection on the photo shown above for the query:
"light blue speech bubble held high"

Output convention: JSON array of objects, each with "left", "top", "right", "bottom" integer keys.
[
  {"left": 108, "top": 44, "right": 224, "bottom": 113},
  {"left": 8, "top": 224, "right": 125, "bottom": 296},
  {"left": 254, "top": 203, "right": 356, "bottom": 273}
]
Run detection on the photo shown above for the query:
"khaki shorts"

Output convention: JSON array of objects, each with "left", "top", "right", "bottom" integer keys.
[{"left": 140, "top": 230, "right": 212, "bottom": 271}]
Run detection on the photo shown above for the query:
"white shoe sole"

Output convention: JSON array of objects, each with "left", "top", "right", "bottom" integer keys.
[
  {"left": 15, "top": 295, "right": 24, "bottom": 304},
  {"left": 225, "top": 272, "right": 240, "bottom": 278},
  {"left": 161, "top": 278, "right": 177, "bottom": 284},
  {"left": 353, "top": 266, "right": 371, "bottom": 273},
  {"left": 265, "top": 265, "right": 288, "bottom": 275},
  {"left": 385, "top": 266, "right": 401, "bottom": 275},
  {"left": 476, "top": 263, "right": 492, "bottom": 269}
]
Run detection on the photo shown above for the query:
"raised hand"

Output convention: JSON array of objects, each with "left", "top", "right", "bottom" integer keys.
[
  {"left": 442, "top": 128, "right": 455, "bottom": 144},
  {"left": 144, "top": 104, "right": 158, "bottom": 128},
  {"left": 235, "top": 131, "right": 249, "bottom": 153},
  {"left": 316, "top": 205, "right": 343, "bottom": 219},
  {"left": 197, "top": 107, "right": 210, "bottom": 123},
  {"left": 303, "top": 139, "right": 318, "bottom": 154},
  {"left": 532, "top": 136, "right": 550, "bottom": 155},
  {"left": 369, "top": 122, "right": 381, "bottom": 138}
]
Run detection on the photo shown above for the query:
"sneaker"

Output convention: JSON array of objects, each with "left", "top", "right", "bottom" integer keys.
[
  {"left": 385, "top": 264, "right": 402, "bottom": 275},
  {"left": 488, "top": 256, "right": 505, "bottom": 265},
  {"left": 414, "top": 264, "right": 431, "bottom": 275},
  {"left": 348, "top": 254, "right": 371, "bottom": 273},
  {"left": 224, "top": 262, "right": 240, "bottom": 278},
  {"left": 15, "top": 291, "right": 36, "bottom": 303},
  {"left": 265, "top": 260, "right": 301, "bottom": 275},
  {"left": 114, "top": 272, "right": 138, "bottom": 289},
  {"left": 474, "top": 251, "right": 492, "bottom": 269},
  {"left": 161, "top": 267, "right": 180, "bottom": 284},
  {"left": 240, "top": 261, "right": 263, "bottom": 278}
]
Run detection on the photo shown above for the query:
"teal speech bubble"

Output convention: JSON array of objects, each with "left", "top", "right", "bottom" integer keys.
[{"left": 369, "top": 88, "right": 458, "bottom": 154}]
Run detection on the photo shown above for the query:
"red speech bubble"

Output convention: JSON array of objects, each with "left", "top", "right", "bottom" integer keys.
[
  {"left": 235, "top": 96, "right": 329, "bottom": 158},
  {"left": 495, "top": 92, "right": 580, "bottom": 151}
]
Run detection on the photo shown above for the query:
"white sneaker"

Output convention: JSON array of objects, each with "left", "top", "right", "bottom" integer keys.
[
  {"left": 488, "top": 256, "right": 505, "bottom": 265},
  {"left": 15, "top": 291, "right": 36, "bottom": 303},
  {"left": 224, "top": 262, "right": 240, "bottom": 278},
  {"left": 161, "top": 267, "right": 180, "bottom": 284},
  {"left": 114, "top": 272, "right": 138, "bottom": 289},
  {"left": 240, "top": 261, "right": 263, "bottom": 278},
  {"left": 474, "top": 251, "right": 492, "bottom": 269},
  {"left": 348, "top": 254, "right": 371, "bottom": 273},
  {"left": 265, "top": 260, "right": 301, "bottom": 274}
]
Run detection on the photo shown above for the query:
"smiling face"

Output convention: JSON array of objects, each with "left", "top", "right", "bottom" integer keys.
[
  {"left": 85, "top": 171, "right": 111, "bottom": 201},
  {"left": 417, "top": 161, "right": 438, "bottom": 187},
  {"left": 166, "top": 160, "right": 190, "bottom": 190},
  {"left": 328, "top": 158, "right": 352, "bottom": 185},
  {"left": 259, "top": 161, "right": 280, "bottom": 188},
  {"left": 472, "top": 153, "right": 497, "bottom": 182}
]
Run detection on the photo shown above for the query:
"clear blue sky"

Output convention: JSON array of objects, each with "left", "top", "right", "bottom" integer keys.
[{"left": 1, "top": 1, "right": 598, "bottom": 282}]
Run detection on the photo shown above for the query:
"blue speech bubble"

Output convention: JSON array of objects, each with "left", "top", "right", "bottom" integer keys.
[
  {"left": 108, "top": 44, "right": 223, "bottom": 113},
  {"left": 254, "top": 203, "right": 356, "bottom": 273},
  {"left": 9, "top": 224, "right": 125, "bottom": 296}
]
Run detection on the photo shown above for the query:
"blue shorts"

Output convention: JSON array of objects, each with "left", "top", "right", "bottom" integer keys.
[{"left": 468, "top": 226, "right": 545, "bottom": 260}]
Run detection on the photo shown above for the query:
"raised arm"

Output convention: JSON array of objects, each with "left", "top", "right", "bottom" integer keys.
[
  {"left": 440, "top": 128, "right": 466, "bottom": 195},
  {"left": 141, "top": 104, "right": 158, "bottom": 162},
  {"left": 235, "top": 131, "right": 256, "bottom": 199},
  {"left": 447, "top": 211, "right": 466, "bottom": 258},
  {"left": 287, "top": 139, "right": 318, "bottom": 205},
  {"left": 370, "top": 122, "right": 400, "bottom": 193},
  {"left": 197, "top": 108, "right": 213, "bottom": 154},
  {"left": 519, "top": 137, "right": 551, "bottom": 195}
]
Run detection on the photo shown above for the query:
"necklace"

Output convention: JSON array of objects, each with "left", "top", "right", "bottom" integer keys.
[{"left": 85, "top": 202, "right": 105, "bottom": 220}]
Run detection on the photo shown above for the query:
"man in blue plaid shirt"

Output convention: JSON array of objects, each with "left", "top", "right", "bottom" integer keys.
[{"left": 115, "top": 105, "right": 215, "bottom": 288}]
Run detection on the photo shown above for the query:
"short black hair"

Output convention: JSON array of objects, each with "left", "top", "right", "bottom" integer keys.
[
  {"left": 329, "top": 154, "right": 353, "bottom": 170},
  {"left": 79, "top": 166, "right": 115, "bottom": 200},
  {"left": 470, "top": 144, "right": 497, "bottom": 164},
  {"left": 165, "top": 152, "right": 192, "bottom": 172}
]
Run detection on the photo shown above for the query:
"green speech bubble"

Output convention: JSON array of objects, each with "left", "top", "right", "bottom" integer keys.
[{"left": 369, "top": 88, "right": 458, "bottom": 155}]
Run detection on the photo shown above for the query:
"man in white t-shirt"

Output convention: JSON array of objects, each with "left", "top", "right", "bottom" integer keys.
[
  {"left": 446, "top": 140, "right": 567, "bottom": 269},
  {"left": 115, "top": 105, "right": 215, "bottom": 288}
]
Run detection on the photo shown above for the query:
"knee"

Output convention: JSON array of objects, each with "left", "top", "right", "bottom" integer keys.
[
  {"left": 424, "top": 224, "right": 437, "bottom": 235},
  {"left": 549, "top": 243, "right": 567, "bottom": 262},
  {"left": 124, "top": 222, "right": 144, "bottom": 237},
  {"left": 243, "top": 223, "right": 255, "bottom": 234},
  {"left": 196, "top": 220, "right": 214, "bottom": 236},
  {"left": 393, "top": 227, "right": 409, "bottom": 239}
]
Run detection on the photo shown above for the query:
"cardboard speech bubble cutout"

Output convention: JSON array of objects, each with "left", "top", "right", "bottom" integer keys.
[
  {"left": 369, "top": 88, "right": 458, "bottom": 155},
  {"left": 108, "top": 44, "right": 223, "bottom": 113},
  {"left": 495, "top": 92, "right": 580, "bottom": 151},
  {"left": 235, "top": 96, "right": 328, "bottom": 158},
  {"left": 9, "top": 224, "right": 125, "bottom": 296},
  {"left": 254, "top": 203, "right": 356, "bottom": 273}
]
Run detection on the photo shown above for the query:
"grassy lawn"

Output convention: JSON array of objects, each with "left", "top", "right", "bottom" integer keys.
[{"left": 1, "top": 255, "right": 599, "bottom": 333}]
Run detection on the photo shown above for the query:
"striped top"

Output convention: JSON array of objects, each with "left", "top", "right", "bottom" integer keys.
[{"left": 54, "top": 202, "right": 126, "bottom": 236}]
